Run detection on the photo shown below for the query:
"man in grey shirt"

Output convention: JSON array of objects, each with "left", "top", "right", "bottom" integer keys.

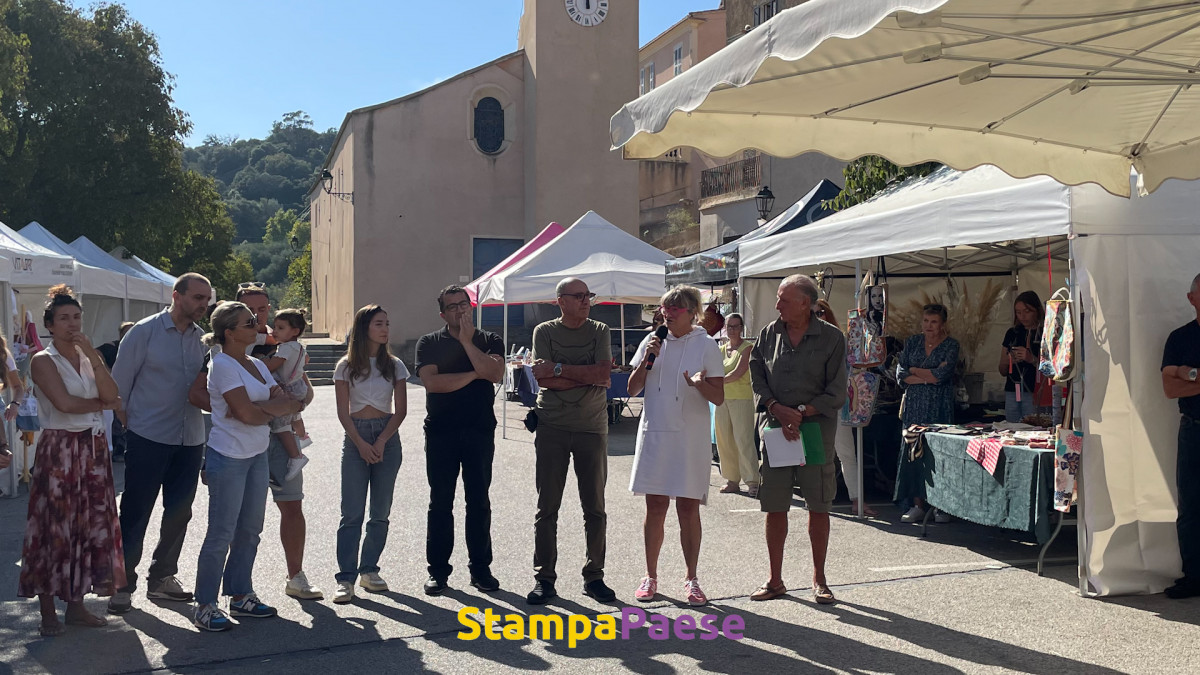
[
  {"left": 108, "top": 272, "right": 212, "bottom": 614},
  {"left": 748, "top": 274, "right": 846, "bottom": 606}
]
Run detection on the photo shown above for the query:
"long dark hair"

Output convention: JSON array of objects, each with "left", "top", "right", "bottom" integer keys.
[
  {"left": 1012, "top": 290, "right": 1044, "bottom": 328},
  {"left": 346, "top": 304, "right": 397, "bottom": 383}
]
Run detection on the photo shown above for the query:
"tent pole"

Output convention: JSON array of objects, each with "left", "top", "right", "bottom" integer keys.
[
  {"left": 854, "top": 259, "right": 864, "bottom": 518},
  {"left": 620, "top": 303, "right": 626, "bottom": 366},
  {"left": 502, "top": 302, "right": 509, "bottom": 440}
]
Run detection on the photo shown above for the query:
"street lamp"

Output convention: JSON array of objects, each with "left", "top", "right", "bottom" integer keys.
[
  {"left": 755, "top": 185, "right": 776, "bottom": 221},
  {"left": 290, "top": 234, "right": 303, "bottom": 253},
  {"left": 320, "top": 169, "right": 354, "bottom": 204}
]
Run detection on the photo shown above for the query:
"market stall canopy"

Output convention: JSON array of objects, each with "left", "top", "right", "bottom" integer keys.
[
  {"left": 474, "top": 211, "right": 671, "bottom": 305},
  {"left": 65, "top": 235, "right": 170, "bottom": 303},
  {"left": 20, "top": 222, "right": 133, "bottom": 299},
  {"left": 611, "top": 0, "right": 1200, "bottom": 197},
  {"left": 465, "top": 221, "right": 566, "bottom": 305},
  {"left": 739, "top": 166, "right": 1073, "bottom": 279},
  {"left": 101, "top": 244, "right": 176, "bottom": 286},
  {"left": 0, "top": 219, "right": 77, "bottom": 287},
  {"left": 665, "top": 179, "right": 840, "bottom": 286}
]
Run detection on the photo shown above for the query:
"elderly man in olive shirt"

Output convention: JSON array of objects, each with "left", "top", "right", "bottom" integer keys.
[{"left": 748, "top": 274, "right": 846, "bottom": 605}]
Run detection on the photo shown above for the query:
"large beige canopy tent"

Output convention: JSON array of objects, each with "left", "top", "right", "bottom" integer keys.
[{"left": 611, "top": 0, "right": 1200, "bottom": 197}]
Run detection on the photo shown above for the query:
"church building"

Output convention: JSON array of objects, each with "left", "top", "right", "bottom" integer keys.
[{"left": 309, "top": 0, "right": 639, "bottom": 355}]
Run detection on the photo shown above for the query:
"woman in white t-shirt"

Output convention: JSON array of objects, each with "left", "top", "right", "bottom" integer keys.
[
  {"left": 331, "top": 304, "right": 408, "bottom": 604},
  {"left": 627, "top": 285, "right": 725, "bottom": 607},
  {"left": 192, "top": 302, "right": 302, "bottom": 632}
]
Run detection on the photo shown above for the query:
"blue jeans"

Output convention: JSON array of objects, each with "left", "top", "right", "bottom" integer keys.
[
  {"left": 194, "top": 449, "right": 268, "bottom": 605},
  {"left": 1004, "top": 390, "right": 1037, "bottom": 422},
  {"left": 337, "top": 418, "right": 403, "bottom": 582}
]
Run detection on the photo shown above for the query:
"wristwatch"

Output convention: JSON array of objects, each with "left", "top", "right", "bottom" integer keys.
[
  {"left": 1188, "top": 368, "right": 1198, "bottom": 382},
  {"left": 796, "top": 404, "right": 807, "bottom": 415},
  {"left": 553, "top": 363, "right": 563, "bottom": 377}
]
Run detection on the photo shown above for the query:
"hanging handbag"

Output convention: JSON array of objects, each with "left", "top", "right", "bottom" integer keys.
[
  {"left": 1053, "top": 385, "right": 1082, "bottom": 512},
  {"left": 1039, "top": 287, "right": 1076, "bottom": 382},
  {"left": 841, "top": 364, "right": 881, "bottom": 427},
  {"left": 847, "top": 262, "right": 888, "bottom": 368},
  {"left": 16, "top": 395, "right": 40, "bottom": 432}
]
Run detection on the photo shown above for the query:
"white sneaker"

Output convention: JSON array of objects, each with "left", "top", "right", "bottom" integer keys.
[
  {"left": 297, "top": 435, "right": 313, "bottom": 450},
  {"left": 933, "top": 509, "right": 952, "bottom": 524},
  {"left": 284, "top": 454, "right": 309, "bottom": 482},
  {"left": 900, "top": 505, "right": 927, "bottom": 523},
  {"left": 285, "top": 571, "right": 324, "bottom": 600},
  {"left": 332, "top": 581, "right": 355, "bottom": 604},
  {"left": 359, "top": 572, "right": 388, "bottom": 593}
]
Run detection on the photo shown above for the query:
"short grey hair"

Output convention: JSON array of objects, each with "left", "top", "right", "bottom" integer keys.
[
  {"left": 780, "top": 274, "right": 819, "bottom": 303},
  {"left": 556, "top": 277, "right": 585, "bottom": 295},
  {"left": 660, "top": 285, "right": 703, "bottom": 319}
]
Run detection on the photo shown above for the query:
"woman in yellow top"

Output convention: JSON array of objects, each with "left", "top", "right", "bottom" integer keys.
[{"left": 714, "top": 313, "right": 758, "bottom": 497}]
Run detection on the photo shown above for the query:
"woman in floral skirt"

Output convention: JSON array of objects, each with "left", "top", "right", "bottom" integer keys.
[{"left": 19, "top": 285, "right": 124, "bottom": 636}]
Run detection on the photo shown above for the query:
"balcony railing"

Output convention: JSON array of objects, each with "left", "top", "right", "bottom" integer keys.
[{"left": 700, "top": 155, "right": 762, "bottom": 199}]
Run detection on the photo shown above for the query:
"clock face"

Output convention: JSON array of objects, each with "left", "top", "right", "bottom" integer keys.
[{"left": 565, "top": 0, "right": 608, "bottom": 27}]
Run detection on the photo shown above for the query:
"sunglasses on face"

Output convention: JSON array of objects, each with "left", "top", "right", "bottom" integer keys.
[
  {"left": 442, "top": 300, "right": 471, "bottom": 312},
  {"left": 240, "top": 316, "right": 259, "bottom": 329},
  {"left": 815, "top": 309, "right": 825, "bottom": 317},
  {"left": 560, "top": 292, "right": 596, "bottom": 302}
]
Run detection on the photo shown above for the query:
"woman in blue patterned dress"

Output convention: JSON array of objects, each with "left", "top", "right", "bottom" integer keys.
[{"left": 896, "top": 303, "right": 960, "bottom": 523}]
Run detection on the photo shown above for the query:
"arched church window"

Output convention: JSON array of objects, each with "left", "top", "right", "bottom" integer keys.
[{"left": 474, "top": 97, "right": 504, "bottom": 155}]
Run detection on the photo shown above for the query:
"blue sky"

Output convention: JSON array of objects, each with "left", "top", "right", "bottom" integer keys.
[{"left": 90, "top": 1, "right": 720, "bottom": 144}]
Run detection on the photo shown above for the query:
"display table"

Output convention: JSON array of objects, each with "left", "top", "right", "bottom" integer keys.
[{"left": 895, "top": 431, "right": 1056, "bottom": 544}]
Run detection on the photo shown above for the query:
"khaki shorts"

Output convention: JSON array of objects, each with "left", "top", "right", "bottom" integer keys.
[{"left": 758, "top": 450, "right": 836, "bottom": 513}]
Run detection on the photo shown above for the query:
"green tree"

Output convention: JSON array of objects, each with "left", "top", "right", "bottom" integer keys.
[
  {"left": 0, "top": 0, "right": 29, "bottom": 157},
  {"left": 0, "top": 0, "right": 238, "bottom": 285},
  {"left": 262, "top": 208, "right": 301, "bottom": 245},
  {"left": 826, "top": 156, "right": 941, "bottom": 211},
  {"left": 282, "top": 242, "right": 311, "bottom": 312}
]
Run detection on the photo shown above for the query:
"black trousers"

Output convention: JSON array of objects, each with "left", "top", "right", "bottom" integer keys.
[
  {"left": 425, "top": 425, "right": 495, "bottom": 580},
  {"left": 117, "top": 431, "right": 204, "bottom": 592},
  {"left": 1178, "top": 415, "right": 1200, "bottom": 580}
]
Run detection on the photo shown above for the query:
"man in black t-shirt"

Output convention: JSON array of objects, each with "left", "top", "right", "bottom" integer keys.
[
  {"left": 1162, "top": 272, "right": 1200, "bottom": 599},
  {"left": 414, "top": 285, "right": 505, "bottom": 596}
]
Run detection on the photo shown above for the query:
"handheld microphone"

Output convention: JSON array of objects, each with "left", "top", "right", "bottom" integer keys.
[{"left": 646, "top": 325, "right": 669, "bottom": 370}]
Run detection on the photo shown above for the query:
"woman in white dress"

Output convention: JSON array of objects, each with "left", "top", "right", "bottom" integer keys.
[{"left": 627, "top": 286, "right": 724, "bottom": 606}]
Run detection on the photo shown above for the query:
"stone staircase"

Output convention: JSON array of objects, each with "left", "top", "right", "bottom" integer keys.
[{"left": 302, "top": 333, "right": 344, "bottom": 386}]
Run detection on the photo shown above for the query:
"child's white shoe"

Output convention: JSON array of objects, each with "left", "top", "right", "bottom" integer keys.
[
  {"left": 285, "top": 454, "right": 309, "bottom": 482},
  {"left": 297, "top": 435, "right": 313, "bottom": 450}
]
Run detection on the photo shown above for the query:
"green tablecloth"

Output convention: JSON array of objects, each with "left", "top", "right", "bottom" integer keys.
[{"left": 894, "top": 432, "right": 1055, "bottom": 543}]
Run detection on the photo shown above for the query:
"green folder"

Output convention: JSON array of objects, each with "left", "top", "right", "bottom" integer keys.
[{"left": 800, "top": 422, "right": 825, "bottom": 465}]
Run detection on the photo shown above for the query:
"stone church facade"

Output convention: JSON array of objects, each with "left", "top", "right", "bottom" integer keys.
[{"left": 309, "top": 0, "right": 639, "bottom": 354}]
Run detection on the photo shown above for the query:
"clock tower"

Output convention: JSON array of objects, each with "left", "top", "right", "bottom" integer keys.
[{"left": 518, "top": 0, "right": 639, "bottom": 238}]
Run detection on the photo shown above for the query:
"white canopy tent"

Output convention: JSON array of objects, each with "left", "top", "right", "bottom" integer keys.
[
  {"left": 105, "top": 245, "right": 176, "bottom": 288},
  {"left": 20, "top": 222, "right": 138, "bottom": 344},
  {"left": 0, "top": 220, "right": 79, "bottom": 349},
  {"left": 69, "top": 235, "right": 171, "bottom": 311},
  {"left": 737, "top": 164, "right": 1200, "bottom": 597},
  {"left": 471, "top": 210, "right": 671, "bottom": 437}
]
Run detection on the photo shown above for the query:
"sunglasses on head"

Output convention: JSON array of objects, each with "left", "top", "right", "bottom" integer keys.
[{"left": 238, "top": 281, "right": 265, "bottom": 290}]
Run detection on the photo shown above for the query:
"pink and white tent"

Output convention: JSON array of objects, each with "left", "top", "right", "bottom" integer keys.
[{"left": 465, "top": 222, "right": 565, "bottom": 305}]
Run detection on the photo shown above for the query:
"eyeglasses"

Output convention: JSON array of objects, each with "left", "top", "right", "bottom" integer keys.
[
  {"left": 442, "top": 300, "right": 471, "bottom": 312},
  {"left": 660, "top": 304, "right": 688, "bottom": 313},
  {"left": 237, "top": 281, "right": 265, "bottom": 290},
  {"left": 727, "top": 323, "right": 743, "bottom": 330},
  {"left": 560, "top": 292, "right": 596, "bottom": 302}
]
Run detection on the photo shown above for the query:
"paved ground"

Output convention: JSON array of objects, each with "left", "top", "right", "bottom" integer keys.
[{"left": 2, "top": 385, "right": 1198, "bottom": 674}]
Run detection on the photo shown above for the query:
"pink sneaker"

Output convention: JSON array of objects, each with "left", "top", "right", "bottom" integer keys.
[
  {"left": 634, "top": 576, "right": 657, "bottom": 602},
  {"left": 684, "top": 578, "right": 708, "bottom": 606}
]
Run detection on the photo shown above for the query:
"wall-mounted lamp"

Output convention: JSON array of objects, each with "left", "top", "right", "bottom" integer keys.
[
  {"left": 290, "top": 234, "right": 303, "bottom": 253},
  {"left": 321, "top": 169, "right": 354, "bottom": 204},
  {"left": 756, "top": 185, "right": 776, "bottom": 221}
]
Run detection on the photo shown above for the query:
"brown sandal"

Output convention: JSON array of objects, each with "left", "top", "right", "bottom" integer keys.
[
  {"left": 813, "top": 584, "right": 837, "bottom": 605},
  {"left": 38, "top": 620, "right": 65, "bottom": 637},
  {"left": 750, "top": 581, "right": 787, "bottom": 601}
]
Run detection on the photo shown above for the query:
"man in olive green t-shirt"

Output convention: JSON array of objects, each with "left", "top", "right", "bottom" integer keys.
[{"left": 525, "top": 277, "right": 616, "bottom": 605}]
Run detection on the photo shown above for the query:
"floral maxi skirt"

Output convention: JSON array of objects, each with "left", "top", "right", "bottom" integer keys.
[{"left": 18, "top": 429, "right": 127, "bottom": 602}]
